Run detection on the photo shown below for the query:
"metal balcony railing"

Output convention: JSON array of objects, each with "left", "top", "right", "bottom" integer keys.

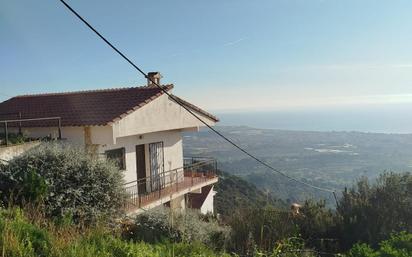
[
  {"left": 123, "top": 157, "right": 217, "bottom": 212},
  {"left": 0, "top": 114, "right": 62, "bottom": 146}
]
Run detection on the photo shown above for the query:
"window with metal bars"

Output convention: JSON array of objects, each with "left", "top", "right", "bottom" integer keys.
[
  {"left": 105, "top": 147, "right": 126, "bottom": 170},
  {"left": 149, "top": 142, "right": 165, "bottom": 190}
]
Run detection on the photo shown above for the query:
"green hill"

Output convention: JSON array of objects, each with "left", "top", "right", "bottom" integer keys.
[{"left": 214, "top": 170, "right": 286, "bottom": 218}]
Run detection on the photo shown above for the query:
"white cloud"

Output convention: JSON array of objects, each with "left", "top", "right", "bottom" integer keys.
[{"left": 223, "top": 37, "right": 246, "bottom": 47}]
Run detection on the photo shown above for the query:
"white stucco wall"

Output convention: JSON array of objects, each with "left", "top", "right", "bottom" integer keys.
[
  {"left": 8, "top": 124, "right": 185, "bottom": 186},
  {"left": 0, "top": 141, "right": 41, "bottom": 161},
  {"left": 16, "top": 126, "right": 115, "bottom": 146},
  {"left": 200, "top": 186, "right": 216, "bottom": 215},
  {"left": 90, "top": 126, "right": 114, "bottom": 145},
  {"left": 112, "top": 94, "right": 216, "bottom": 140},
  {"left": 98, "top": 129, "right": 184, "bottom": 184},
  {"left": 14, "top": 124, "right": 185, "bottom": 187},
  {"left": 170, "top": 195, "right": 186, "bottom": 213},
  {"left": 19, "top": 126, "right": 86, "bottom": 145}
]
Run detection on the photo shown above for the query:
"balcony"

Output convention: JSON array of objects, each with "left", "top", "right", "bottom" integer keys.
[{"left": 124, "top": 157, "right": 218, "bottom": 214}]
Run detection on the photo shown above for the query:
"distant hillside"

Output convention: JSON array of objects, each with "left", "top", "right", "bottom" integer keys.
[
  {"left": 214, "top": 170, "right": 285, "bottom": 218},
  {"left": 184, "top": 126, "right": 412, "bottom": 205}
]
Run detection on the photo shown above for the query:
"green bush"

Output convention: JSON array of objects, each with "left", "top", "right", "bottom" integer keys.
[
  {"left": 124, "top": 207, "right": 230, "bottom": 251},
  {"left": 65, "top": 234, "right": 229, "bottom": 257},
  {"left": 337, "top": 172, "right": 412, "bottom": 249},
  {"left": 295, "top": 200, "right": 340, "bottom": 252},
  {"left": 123, "top": 208, "right": 181, "bottom": 243},
  {"left": 228, "top": 206, "right": 298, "bottom": 254},
  {"left": 0, "top": 208, "right": 51, "bottom": 257},
  {"left": 61, "top": 231, "right": 230, "bottom": 257},
  {"left": 0, "top": 143, "right": 126, "bottom": 224},
  {"left": 346, "top": 232, "right": 412, "bottom": 257},
  {"left": 0, "top": 207, "right": 230, "bottom": 257},
  {"left": 378, "top": 232, "right": 412, "bottom": 257},
  {"left": 347, "top": 243, "right": 377, "bottom": 257},
  {"left": 270, "top": 237, "right": 317, "bottom": 257}
]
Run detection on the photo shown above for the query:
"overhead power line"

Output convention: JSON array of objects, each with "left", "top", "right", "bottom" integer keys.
[
  {"left": 58, "top": 0, "right": 338, "bottom": 197},
  {"left": 0, "top": 92, "right": 12, "bottom": 98}
]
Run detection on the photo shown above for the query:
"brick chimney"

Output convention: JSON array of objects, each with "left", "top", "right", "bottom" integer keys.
[{"left": 147, "top": 72, "right": 162, "bottom": 87}]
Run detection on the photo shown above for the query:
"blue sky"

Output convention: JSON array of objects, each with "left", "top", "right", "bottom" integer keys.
[{"left": 1, "top": 0, "right": 412, "bottom": 111}]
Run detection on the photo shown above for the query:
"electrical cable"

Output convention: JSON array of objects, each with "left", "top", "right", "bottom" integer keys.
[{"left": 58, "top": 0, "right": 338, "bottom": 197}]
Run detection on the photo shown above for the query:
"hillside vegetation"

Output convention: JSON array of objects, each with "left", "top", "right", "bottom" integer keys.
[
  {"left": 214, "top": 170, "right": 285, "bottom": 218},
  {"left": 1, "top": 143, "right": 411, "bottom": 256},
  {"left": 0, "top": 208, "right": 232, "bottom": 257}
]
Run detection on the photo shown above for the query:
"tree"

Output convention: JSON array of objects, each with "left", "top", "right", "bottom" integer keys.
[
  {"left": 0, "top": 143, "right": 126, "bottom": 224},
  {"left": 337, "top": 172, "right": 412, "bottom": 249},
  {"left": 228, "top": 206, "right": 298, "bottom": 254},
  {"left": 295, "top": 200, "right": 340, "bottom": 253}
]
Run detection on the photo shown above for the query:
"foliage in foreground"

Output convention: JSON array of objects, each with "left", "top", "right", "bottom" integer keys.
[
  {"left": 123, "top": 207, "right": 230, "bottom": 251},
  {"left": 1, "top": 205, "right": 411, "bottom": 257},
  {"left": 0, "top": 206, "right": 326, "bottom": 257},
  {"left": 337, "top": 172, "right": 412, "bottom": 250},
  {"left": 0, "top": 207, "right": 230, "bottom": 257},
  {"left": 298, "top": 172, "right": 412, "bottom": 253},
  {"left": 346, "top": 232, "right": 412, "bottom": 257},
  {"left": 224, "top": 172, "right": 411, "bottom": 255},
  {"left": 228, "top": 205, "right": 298, "bottom": 254},
  {"left": 0, "top": 143, "right": 126, "bottom": 224}
]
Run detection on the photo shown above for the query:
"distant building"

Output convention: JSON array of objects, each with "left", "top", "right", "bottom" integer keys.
[
  {"left": 0, "top": 72, "right": 219, "bottom": 215},
  {"left": 291, "top": 203, "right": 302, "bottom": 216}
]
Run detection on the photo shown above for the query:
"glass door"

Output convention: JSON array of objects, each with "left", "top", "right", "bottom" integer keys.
[{"left": 149, "top": 142, "right": 164, "bottom": 191}]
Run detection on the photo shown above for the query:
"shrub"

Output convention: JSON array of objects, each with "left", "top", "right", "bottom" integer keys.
[
  {"left": 228, "top": 206, "right": 298, "bottom": 254},
  {"left": 66, "top": 234, "right": 228, "bottom": 257},
  {"left": 346, "top": 232, "right": 412, "bottom": 257},
  {"left": 347, "top": 243, "right": 377, "bottom": 257},
  {"left": 295, "top": 200, "right": 340, "bottom": 253},
  {"left": 337, "top": 172, "right": 412, "bottom": 249},
  {"left": 0, "top": 207, "right": 229, "bottom": 257},
  {"left": 122, "top": 208, "right": 181, "bottom": 243},
  {"left": 270, "top": 237, "right": 317, "bottom": 257},
  {"left": 378, "top": 232, "right": 412, "bottom": 257},
  {"left": 0, "top": 208, "right": 51, "bottom": 257},
  {"left": 123, "top": 207, "right": 230, "bottom": 251},
  {"left": 0, "top": 143, "right": 126, "bottom": 224}
]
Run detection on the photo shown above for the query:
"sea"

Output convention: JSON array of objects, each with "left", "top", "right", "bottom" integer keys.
[{"left": 215, "top": 104, "right": 412, "bottom": 134}]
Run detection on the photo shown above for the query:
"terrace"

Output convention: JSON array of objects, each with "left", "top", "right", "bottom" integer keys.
[
  {"left": 0, "top": 115, "right": 63, "bottom": 161},
  {"left": 124, "top": 157, "right": 218, "bottom": 214},
  {"left": 0, "top": 115, "right": 62, "bottom": 146}
]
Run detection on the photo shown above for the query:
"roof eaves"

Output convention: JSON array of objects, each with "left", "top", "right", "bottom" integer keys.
[
  {"left": 171, "top": 95, "right": 219, "bottom": 122},
  {"left": 13, "top": 86, "right": 151, "bottom": 98}
]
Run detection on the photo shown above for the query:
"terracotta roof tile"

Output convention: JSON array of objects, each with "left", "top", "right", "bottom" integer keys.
[
  {"left": 0, "top": 85, "right": 173, "bottom": 127},
  {"left": 0, "top": 85, "right": 219, "bottom": 127}
]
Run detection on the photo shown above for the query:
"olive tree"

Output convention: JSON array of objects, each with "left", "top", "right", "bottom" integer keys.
[{"left": 0, "top": 143, "right": 126, "bottom": 224}]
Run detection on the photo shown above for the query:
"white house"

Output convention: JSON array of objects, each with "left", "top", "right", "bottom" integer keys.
[{"left": 0, "top": 72, "right": 219, "bottom": 215}]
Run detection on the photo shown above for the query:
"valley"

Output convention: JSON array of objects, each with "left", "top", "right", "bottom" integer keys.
[{"left": 184, "top": 126, "right": 412, "bottom": 205}]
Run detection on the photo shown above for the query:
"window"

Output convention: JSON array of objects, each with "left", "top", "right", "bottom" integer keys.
[{"left": 105, "top": 147, "right": 126, "bottom": 170}]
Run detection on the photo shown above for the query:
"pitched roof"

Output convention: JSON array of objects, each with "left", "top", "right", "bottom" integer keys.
[
  {"left": 172, "top": 95, "right": 219, "bottom": 122},
  {"left": 0, "top": 85, "right": 218, "bottom": 127}
]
